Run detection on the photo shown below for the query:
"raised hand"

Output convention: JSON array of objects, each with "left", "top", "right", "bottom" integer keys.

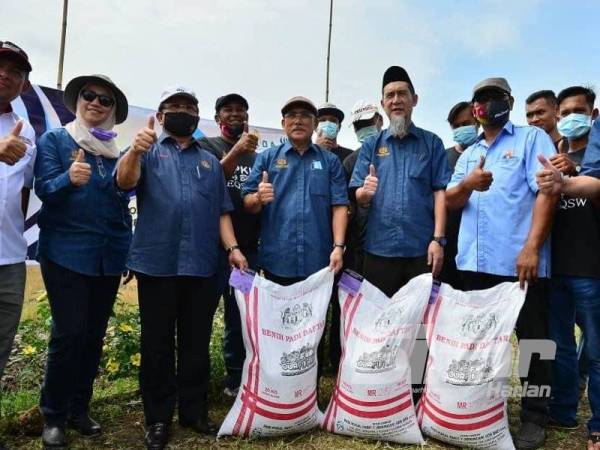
[
  {"left": 257, "top": 171, "right": 274, "bottom": 205},
  {"left": 465, "top": 156, "right": 493, "bottom": 192},
  {"left": 69, "top": 149, "right": 92, "bottom": 186},
  {"left": 131, "top": 115, "right": 157, "bottom": 155},
  {"left": 0, "top": 120, "right": 27, "bottom": 165}
]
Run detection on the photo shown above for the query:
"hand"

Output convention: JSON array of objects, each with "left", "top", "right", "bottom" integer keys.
[
  {"left": 316, "top": 129, "right": 335, "bottom": 149},
  {"left": 131, "top": 116, "right": 157, "bottom": 155},
  {"left": 516, "top": 243, "right": 539, "bottom": 290},
  {"left": 122, "top": 271, "right": 135, "bottom": 285},
  {"left": 231, "top": 130, "right": 258, "bottom": 155},
  {"left": 0, "top": 120, "right": 27, "bottom": 165},
  {"left": 535, "top": 154, "right": 564, "bottom": 195},
  {"left": 464, "top": 156, "right": 493, "bottom": 191},
  {"left": 362, "top": 164, "right": 378, "bottom": 199},
  {"left": 257, "top": 171, "right": 274, "bottom": 205},
  {"left": 328, "top": 246, "right": 344, "bottom": 273},
  {"left": 69, "top": 149, "right": 92, "bottom": 186},
  {"left": 229, "top": 248, "right": 248, "bottom": 271},
  {"left": 428, "top": 240, "right": 444, "bottom": 278},
  {"left": 549, "top": 153, "right": 577, "bottom": 176}
]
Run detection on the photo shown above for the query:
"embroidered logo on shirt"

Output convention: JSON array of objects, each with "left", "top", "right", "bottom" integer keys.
[
  {"left": 311, "top": 160, "right": 323, "bottom": 170},
  {"left": 200, "top": 159, "right": 211, "bottom": 169},
  {"left": 377, "top": 147, "right": 390, "bottom": 157},
  {"left": 503, "top": 150, "right": 514, "bottom": 159},
  {"left": 275, "top": 158, "right": 288, "bottom": 169}
]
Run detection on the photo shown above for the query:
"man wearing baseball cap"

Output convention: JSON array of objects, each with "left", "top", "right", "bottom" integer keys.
[
  {"left": 117, "top": 87, "right": 247, "bottom": 449},
  {"left": 0, "top": 40, "right": 35, "bottom": 449},
  {"left": 446, "top": 77, "right": 557, "bottom": 449},
  {"left": 242, "top": 96, "right": 348, "bottom": 284},
  {"left": 315, "top": 102, "right": 352, "bottom": 163},
  {"left": 199, "top": 93, "right": 260, "bottom": 398}
]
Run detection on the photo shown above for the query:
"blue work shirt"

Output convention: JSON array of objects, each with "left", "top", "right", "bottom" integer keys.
[
  {"left": 349, "top": 124, "right": 450, "bottom": 257},
  {"left": 34, "top": 128, "right": 131, "bottom": 276},
  {"left": 242, "top": 142, "right": 349, "bottom": 278},
  {"left": 581, "top": 118, "right": 600, "bottom": 177},
  {"left": 126, "top": 134, "right": 233, "bottom": 277},
  {"left": 448, "top": 121, "right": 555, "bottom": 278}
]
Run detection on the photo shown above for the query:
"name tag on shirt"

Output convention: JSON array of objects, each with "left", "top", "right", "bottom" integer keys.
[{"left": 312, "top": 160, "right": 323, "bottom": 170}]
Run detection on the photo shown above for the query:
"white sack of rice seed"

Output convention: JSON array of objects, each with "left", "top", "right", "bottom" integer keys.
[
  {"left": 218, "top": 267, "right": 333, "bottom": 438},
  {"left": 321, "top": 271, "right": 432, "bottom": 444},
  {"left": 416, "top": 281, "right": 526, "bottom": 450}
]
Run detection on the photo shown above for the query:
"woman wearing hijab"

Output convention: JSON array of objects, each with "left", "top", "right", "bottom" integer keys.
[{"left": 34, "top": 74, "right": 131, "bottom": 449}]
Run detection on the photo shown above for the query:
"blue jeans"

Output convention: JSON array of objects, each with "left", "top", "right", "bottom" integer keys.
[
  {"left": 215, "top": 249, "right": 258, "bottom": 390},
  {"left": 549, "top": 275, "right": 600, "bottom": 433}
]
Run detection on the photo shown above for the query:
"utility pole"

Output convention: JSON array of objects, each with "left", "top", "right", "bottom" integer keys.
[
  {"left": 57, "top": 0, "right": 69, "bottom": 90},
  {"left": 325, "top": 0, "right": 333, "bottom": 102}
]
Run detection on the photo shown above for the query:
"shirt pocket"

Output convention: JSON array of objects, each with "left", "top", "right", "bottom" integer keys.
[
  {"left": 309, "top": 172, "right": 330, "bottom": 197},
  {"left": 191, "top": 167, "right": 216, "bottom": 199}
]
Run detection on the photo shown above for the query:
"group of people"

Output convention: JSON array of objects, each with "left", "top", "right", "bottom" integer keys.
[{"left": 0, "top": 39, "right": 598, "bottom": 450}]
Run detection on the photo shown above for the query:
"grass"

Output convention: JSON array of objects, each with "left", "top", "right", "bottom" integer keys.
[{"left": 0, "top": 267, "right": 591, "bottom": 449}]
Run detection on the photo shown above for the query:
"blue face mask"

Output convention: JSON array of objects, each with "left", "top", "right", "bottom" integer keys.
[
  {"left": 452, "top": 125, "right": 478, "bottom": 147},
  {"left": 355, "top": 125, "right": 379, "bottom": 143},
  {"left": 317, "top": 121, "right": 339, "bottom": 139},
  {"left": 558, "top": 113, "right": 592, "bottom": 139}
]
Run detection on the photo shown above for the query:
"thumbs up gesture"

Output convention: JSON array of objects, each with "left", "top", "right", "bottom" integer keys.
[
  {"left": 536, "top": 154, "right": 564, "bottom": 195},
  {"left": 465, "top": 155, "right": 493, "bottom": 192},
  {"left": 362, "top": 164, "right": 379, "bottom": 198},
  {"left": 69, "top": 149, "right": 92, "bottom": 186},
  {"left": 0, "top": 120, "right": 27, "bottom": 165},
  {"left": 131, "top": 115, "right": 157, "bottom": 155},
  {"left": 257, "top": 170, "right": 274, "bottom": 205}
]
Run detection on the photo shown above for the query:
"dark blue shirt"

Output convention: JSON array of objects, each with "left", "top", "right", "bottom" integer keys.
[
  {"left": 126, "top": 134, "right": 233, "bottom": 277},
  {"left": 34, "top": 128, "right": 131, "bottom": 276},
  {"left": 581, "top": 118, "right": 600, "bottom": 177},
  {"left": 349, "top": 124, "right": 450, "bottom": 258},
  {"left": 242, "top": 142, "right": 349, "bottom": 278}
]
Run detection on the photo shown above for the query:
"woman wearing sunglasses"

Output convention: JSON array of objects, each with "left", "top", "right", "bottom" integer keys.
[{"left": 33, "top": 74, "right": 131, "bottom": 449}]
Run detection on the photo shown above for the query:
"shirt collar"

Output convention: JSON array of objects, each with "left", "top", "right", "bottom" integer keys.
[
  {"left": 383, "top": 121, "right": 419, "bottom": 142},
  {"left": 474, "top": 120, "right": 514, "bottom": 145},
  {"left": 158, "top": 132, "right": 201, "bottom": 149},
  {"left": 283, "top": 140, "right": 317, "bottom": 155}
]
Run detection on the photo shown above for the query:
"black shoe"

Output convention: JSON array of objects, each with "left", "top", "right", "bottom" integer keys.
[
  {"left": 145, "top": 422, "right": 169, "bottom": 450},
  {"left": 548, "top": 416, "right": 579, "bottom": 430},
  {"left": 179, "top": 417, "right": 218, "bottom": 435},
  {"left": 513, "top": 422, "right": 546, "bottom": 450},
  {"left": 41, "top": 425, "right": 67, "bottom": 449},
  {"left": 67, "top": 414, "right": 102, "bottom": 436}
]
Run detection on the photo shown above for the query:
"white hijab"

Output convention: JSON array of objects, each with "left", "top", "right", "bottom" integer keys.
[{"left": 65, "top": 85, "right": 120, "bottom": 159}]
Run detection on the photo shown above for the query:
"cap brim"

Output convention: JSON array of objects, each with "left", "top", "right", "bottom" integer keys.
[
  {"left": 350, "top": 110, "right": 376, "bottom": 125},
  {"left": 64, "top": 75, "right": 129, "bottom": 124},
  {"left": 0, "top": 49, "right": 32, "bottom": 72},
  {"left": 216, "top": 93, "right": 248, "bottom": 111},
  {"left": 472, "top": 86, "right": 509, "bottom": 101},
  {"left": 318, "top": 107, "right": 344, "bottom": 123},
  {"left": 281, "top": 101, "right": 318, "bottom": 117}
]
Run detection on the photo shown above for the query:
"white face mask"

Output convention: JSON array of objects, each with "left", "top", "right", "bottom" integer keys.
[{"left": 317, "top": 120, "right": 339, "bottom": 139}]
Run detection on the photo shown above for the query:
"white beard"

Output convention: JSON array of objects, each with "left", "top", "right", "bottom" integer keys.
[{"left": 388, "top": 115, "right": 408, "bottom": 138}]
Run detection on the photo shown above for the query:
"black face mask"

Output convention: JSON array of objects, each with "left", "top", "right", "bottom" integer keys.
[
  {"left": 474, "top": 99, "right": 510, "bottom": 126},
  {"left": 162, "top": 112, "right": 199, "bottom": 137}
]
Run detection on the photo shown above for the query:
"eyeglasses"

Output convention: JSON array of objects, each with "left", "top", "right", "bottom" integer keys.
[
  {"left": 284, "top": 111, "right": 315, "bottom": 121},
  {"left": 80, "top": 89, "right": 115, "bottom": 108},
  {"left": 162, "top": 103, "right": 199, "bottom": 114}
]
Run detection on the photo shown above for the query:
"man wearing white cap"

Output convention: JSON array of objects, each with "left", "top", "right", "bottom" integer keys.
[{"left": 117, "top": 87, "right": 247, "bottom": 449}]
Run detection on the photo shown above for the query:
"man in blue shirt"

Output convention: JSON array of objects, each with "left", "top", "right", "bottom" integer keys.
[
  {"left": 242, "top": 96, "right": 348, "bottom": 285},
  {"left": 350, "top": 66, "right": 450, "bottom": 297},
  {"left": 446, "top": 77, "right": 558, "bottom": 450},
  {"left": 116, "top": 87, "right": 247, "bottom": 450}
]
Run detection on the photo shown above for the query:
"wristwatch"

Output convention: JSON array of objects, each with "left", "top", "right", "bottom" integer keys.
[
  {"left": 226, "top": 244, "right": 240, "bottom": 254},
  {"left": 333, "top": 242, "right": 346, "bottom": 252},
  {"left": 432, "top": 236, "right": 447, "bottom": 247}
]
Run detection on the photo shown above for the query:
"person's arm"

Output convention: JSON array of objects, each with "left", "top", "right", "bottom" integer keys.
[
  {"left": 34, "top": 131, "right": 77, "bottom": 203},
  {"left": 516, "top": 191, "right": 558, "bottom": 288},
  {"left": 116, "top": 116, "right": 156, "bottom": 190},
  {"left": 428, "top": 189, "right": 446, "bottom": 277},
  {"left": 349, "top": 141, "right": 375, "bottom": 207},
  {"left": 329, "top": 205, "right": 348, "bottom": 273},
  {"left": 564, "top": 176, "right": 600, "bottom": 200},
  {"left": 220, "top": 132, "right": 258, "bottom": 178},
  {"left": 220, "top": 213, "right": 248, "bottom": 270},
  {"left": 242, "top": 151, "right": 270, "bottom": 214}
]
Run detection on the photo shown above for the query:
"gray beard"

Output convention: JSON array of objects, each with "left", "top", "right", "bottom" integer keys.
[{"left": 388, "top": 115, "right": 408, "bottom": 138}]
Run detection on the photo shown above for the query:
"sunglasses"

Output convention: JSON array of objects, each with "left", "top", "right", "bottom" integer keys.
[{"left": 80, "top": 89, "right": 115, "bottom": 108}]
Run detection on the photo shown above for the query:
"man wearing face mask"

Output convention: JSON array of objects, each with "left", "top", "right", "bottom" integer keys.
[
  {"left": 446, "top": 78, "right": 557, "bottom": 450},
  {"left": 350, "top": 66, "right": 450, "bottom": 297},
  {"left": 525, "top": 90, "right": 567, "bottom": 152},
  {"left": 198, "top": 94, "right": 260, "bottom": 398},
  {"left": 315, "top": 102, "right": 352, "bottom": 163},
  {"left": 117, "top": 87, "right": 248, "bottom": 449},
  {"left": 440, "top": 101, "right": 479, "bottom": 289},
  {"left": 541, "top": 86, "right": 600, "bottom": 449}
]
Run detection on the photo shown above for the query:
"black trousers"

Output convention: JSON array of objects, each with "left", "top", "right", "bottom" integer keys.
[
  {"left": 39, "top": 258, "right": 119, "bottom": 426},
  {"left": 461, "top": 271, "right": 552, "bottom": 426},
  {"left": 137, "top": 273, "right": 218, "bottom": 425},
  {"left": 362, "top": 252, "right": 429, "bottom": 298}
]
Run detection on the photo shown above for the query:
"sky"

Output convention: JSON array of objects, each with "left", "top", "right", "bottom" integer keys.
[{"left": 5, "top": 0, "right": 600, "bottom": 149}]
